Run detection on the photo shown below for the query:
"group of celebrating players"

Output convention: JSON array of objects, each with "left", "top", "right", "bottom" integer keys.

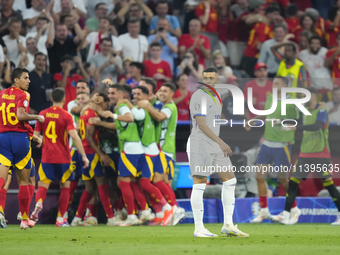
[{"left": 0, "top": 67, "right": 185, "bottom": 229}]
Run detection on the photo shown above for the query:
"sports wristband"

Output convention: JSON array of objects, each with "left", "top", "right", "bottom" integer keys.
[{"left": 113, "top": 113, "right": 118, "bottom": 120}]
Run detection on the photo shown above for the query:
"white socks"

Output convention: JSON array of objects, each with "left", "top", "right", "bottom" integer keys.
[
  {"left": 191, "top": 183, "right": 206, "bottom": 232},
  {"left": 222, "top": 178, "right": 236, "bottom": 226}
]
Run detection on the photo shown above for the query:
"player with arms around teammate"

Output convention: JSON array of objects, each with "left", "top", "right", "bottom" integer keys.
[
  {"left": 272, "top": 87, "right": 340, "bottom": 225},
  {"left": 250, "top": 76, "right": 300, "bottom": 224},
  {"left": 0, "top": 68, "right": 44, "bottom": 229},
  {"left": 31, "top": 88, "right": 89, "bottom": 227},
  {"left": 187, "top": 67, "right": 249, "bottom": 237}
]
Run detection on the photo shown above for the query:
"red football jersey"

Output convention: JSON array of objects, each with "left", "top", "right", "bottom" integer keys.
[
  {"left": 35, "top": 106, "right": 75, "bottom": 164},
  {"left": 228, "top": 12, "right": 251, "bottom": 42},
  {"left": 324, "top": 20, "right": 340, "bottom": 48},
  {"left": 78, "top": 108, "right": 100, "bottom": 154},
  {"left": 195, "top": 3, "right": 218, "bottom": 33},
  {"left": 143, "top": 60, "right": 172, "bottom": 92},
  {"left": 244, "top": 22, "right": 270, "bottom": 58},
  {"left": 0, "top": 87, "right": 33, "bottom": 138},
  {"left": 326, "top": 48, "right": 340, "bottom": 87},
  {"left": 174, "top": 90, "right": 190, "bottom": 121},
  {"left": 285, "top": 17, "right": 300, "bottom": 33}
]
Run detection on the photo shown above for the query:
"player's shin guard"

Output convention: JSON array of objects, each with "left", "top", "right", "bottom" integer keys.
[
  {"left": 130, "top": 181, "right": 148, "bottom": 211},
  {"left": 119, "top": 181, "right": 135, "bottom": 215},
  {"left": 35, "top": 187, "right": 47, "bottom": 204},
  {"left": 28, "top": 185, "right": 35, "bottom": 206},
  {"left": 140, "top": 178, "right": 167, "bottom": 206},
  {"left": 191, "top": 183, "right": 206, "bottom": 232},
  {"left": 58, "top": 188, "right": 70, "bottom": 219},
  {"left": 284, "top": 178, "right": 300, "bottom": 212},
  {"left": 0, "top": 188, "right": 7, "bottom": 214},
  {"left": 75, "top": 190, "right": 92, "bottom": 218},
  {"left": 18, "top": 185, "right": 30, "bottom": 220},
  {"left": 323, "top": 180, "right": 340, "bottom": 211},
  {"left": 166, "top": 183, "right": 178, "bottom": 206},
  {"left": 98, "top": 184, "right": 114, "bottom": 218},
  {"left": 222, "top": 178, "right": 236, "bottom": 226},
  {"left": 68, "top": 180, "right": 79, "bottom": 209},
  {"left": 154, "top": 181, "right": 175, "bottom": 206}
]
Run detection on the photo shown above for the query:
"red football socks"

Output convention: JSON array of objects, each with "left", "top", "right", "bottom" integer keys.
[
  {"left": 292, "top": 200, "right": 297, "bottom": 208},
  {"left": 259, "top": 196, "right": 268, "bottom": 208},
  {"left": 166, "top": 183, "right": 178, "bottom": 206},
  {"left": 149, "top": 196, "right": 162, "bottom": 213},
  {"left": 113, "top": 197, "right": 124, "bottom": 211},
  {"left": 88, "top": 203, "right": 98, "bottom": 217},
  {"left": 75, "top": 190, "right": 92, "bottom": 218},
  {"left": 119, "top": 181, "right": 135, "bottom": 215},
  {"left": 154, "top": 181, "right": 174, "bottom": 206},
  {"left": 28, "top": 185, "right": 35, "bottom": 206},
  {"left": 18, "top": 185, "right": 30, "bottom": 220},
  {"left": 58, "top": 188, "right": 70, "bottom": 218},
  {"left": 130, "top": 181, "right": 148, "bottom": 211},
  {"left": 0, "top": 188, "right": 7, "bottom": 214},
  {"left": 35, "top": 187, "right": 47, "bottom": 204},
  {"left": 68, "top": 180, "right": 79, "bottom": 209},
  {"left": 98, "top": 184, "right": 114, "bottom": 218},
  {"left": 139, "top": 178, "right": 166, "bottom": 206}
]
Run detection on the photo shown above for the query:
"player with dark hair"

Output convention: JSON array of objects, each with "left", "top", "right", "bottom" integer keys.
[
  {"left": 0, "top": 68, "right": 45, "bottom": 229},
  {"left": 272, "top": 87, "right": 340, "bottom": 225},
  {"left": 31, "top": 88, "right": 89, "bottom": 227}
]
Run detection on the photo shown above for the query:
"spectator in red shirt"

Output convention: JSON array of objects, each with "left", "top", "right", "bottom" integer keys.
[
  {"left": 325, "top": 4, "right": 340, "bottom": 48},
  {"left": 53, "top": 55, "right": 83, "bottom": 110},
  {"left": 285, "top": 4, "right": 300, "bottom": 34},
  {"left": 178, "top": 19, "right": 211, "bottom": 68},
  {"left": 243, "top": 62, "right": 273, "bottom": 119},
  {"left": 173, "top": 73, "right": 190, "bottom": 121},
  {"left": 217, "top": 0, "right": 232, "bottom": 66},
  {"left": 143, "top": 42, "right": 172, "bottom": 92},
  {"left": 325, "top": 32, "right": 340, "bottom": 88},
  {"left": 293, "top": 14, "right": 323, "bottom": 44},
  {"left": 196, "top": 0, "right": 220, "bottom": 56}
]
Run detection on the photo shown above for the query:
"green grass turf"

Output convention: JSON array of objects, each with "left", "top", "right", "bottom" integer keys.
[{"left": 1, "top": 224, "right": 340, "bottom": 255}]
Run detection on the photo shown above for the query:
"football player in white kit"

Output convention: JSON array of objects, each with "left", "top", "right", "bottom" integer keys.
[{"left": 187, "top": 67, "right": 249, "bottom": 238}]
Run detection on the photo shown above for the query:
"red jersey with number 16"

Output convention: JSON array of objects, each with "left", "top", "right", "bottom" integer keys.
[
  {"left": 0, "top": 87, "right": 33, "bottom": 138},
  {"left": 35, "top": 106, "right": 75, "bottom": 164},
  {"left": 78, "top": 108, "right": 100, "bottom": 154}
]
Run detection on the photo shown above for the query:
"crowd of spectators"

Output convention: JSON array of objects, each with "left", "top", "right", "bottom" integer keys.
[{"left": 0, "top": 0, "right": 340, "bottom": 124}]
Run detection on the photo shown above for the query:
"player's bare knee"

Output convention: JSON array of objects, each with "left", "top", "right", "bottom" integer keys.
[
  {"left": 60, "top": 181, "right": 70, "bottom": 189},
  {"left": 193, "top": 176, "right": 207, "bottom": 184}
]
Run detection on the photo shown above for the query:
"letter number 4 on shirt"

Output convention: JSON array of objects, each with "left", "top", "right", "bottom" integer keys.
[{"left": 45, "top": 121, "right": 57, "bottom": 143}]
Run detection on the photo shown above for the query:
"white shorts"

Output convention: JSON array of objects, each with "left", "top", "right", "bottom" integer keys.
[
  {"left": 187, "top": 151, "right": 233, "bottom": 177},
  {"left": 227, "top": 41, "right": 247, "bottom": 67}
]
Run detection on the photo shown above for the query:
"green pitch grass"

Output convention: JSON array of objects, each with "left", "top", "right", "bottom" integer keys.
[{"left": 1, "top": 224, "right": 340, "bottom": 255}]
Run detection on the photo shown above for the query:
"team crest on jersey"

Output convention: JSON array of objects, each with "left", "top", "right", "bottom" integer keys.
[
  {"left": 23, "top": 100, "right": 29, "bottom": 107},
  {"left": 194, "top": 103, "right": 200, "bottom": 111}
]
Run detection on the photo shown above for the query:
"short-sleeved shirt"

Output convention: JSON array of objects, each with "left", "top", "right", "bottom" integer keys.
[
  {"left": 228, "top": 12, "right": 251, "bottom": 42},
  {"left": 187, "top": 89, "right": 222, "bottom": 154},
  {"left": 147, "top": 33, "right": 178, "bottom": 71},
  {"left": 85, "top": 32, "right": 122, "bottom": 62},
  {"left": 1, "top": 10, "right": 23, "bottom": 35},
  {"left": 22, "top": 7, "right": 41, "bottom": 33},
  {"left": 53, "top": 73, "right": 83, "bottom": 110},
  {"left": 79, "top": 108, "right": 100, "bottom": 154},
  {"left": 195, "top": 3, "right": 218, "bottom": 33},
  {"left": 149, "top": 15, "right": 180, "bottom": 33},
  {"left": 35, "top": 106, "right": 75, "bottom": 164},
  {"left": 285, "top": 17, "right": 300, "bottom": 34},
  {"left": 244, "top": 22, "right": 270, "bottom": 58},
  {"left": 143, "top": 60, "right": 172, "bottom": 92},
  {"left": 26, "top": 32, "right": 48, "bottom": 56},
  {"left": 324, "top": 20, "right": 340, "bottom": 49},
  {"left": 118, "top": 17, "right": 149, "bottom": 36},
  {"left": 2, "top": 35, "right": 26, "bottom": 67},
  {"left": 0, "top": 87, "right": 33, "bottom": 137},
  {"left": 178, "top": 34, "right": 210, "bottom": 67},
  {"left": 28, "top": 71, "right": 53, "bottom": 113},
  {"left": 174, "top": 90, "right": 190, "bottom": 121},
  {"left": 47, "top": 38, "right": 78, "bottom": 75},
  {"left": 325, "top": 48, "right": 340, "bottom": 86},
  {"left": 118, "top": 33, "right": 148, "bottom": 62}
]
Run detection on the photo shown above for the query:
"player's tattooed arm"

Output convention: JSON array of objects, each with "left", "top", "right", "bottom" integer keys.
[
  {"left": 85, "top": 124, "right": 112, "bottom": 166},
  {"left": 195, "top": 116, "right": 233, "bottom": 157},
  {"left": 17, "top": 107, "right": 44, "bottom": 123}
]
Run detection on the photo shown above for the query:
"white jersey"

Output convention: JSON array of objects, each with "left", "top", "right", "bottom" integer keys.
[
  {"left": 298, "top": 48, "right": 333, "bottom": 90},
  {"left": 186, "top": 89, "right": 222, "bottom": 154}
]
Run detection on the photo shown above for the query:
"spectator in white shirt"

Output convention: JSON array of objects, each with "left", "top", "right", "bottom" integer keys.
[
  {"left": 83, "top": 17, "right": 122, "bottom": 62},
  {"left": 325, "top": 88, "right": 340, "bottom": 124},
  {"left": 299, "top": 35, "right": 333, "bottom": 101},
  {"left": 118, "top": 18, "right": 148, "bottom": 62},
  {"left": 23, "top": 0, "right": 54, "bottom": 33},
  {"left": 19, "top": 37, "right": 37, "bottom": 71},
  {"left": 26, "top": 16, "right": 52, "bottom": 56},
  {"left": 2, "top": 18, "right": 26, "bottom": 68},
  {"left": 53, "top": 0, "right": 87, "bottom": 19}
]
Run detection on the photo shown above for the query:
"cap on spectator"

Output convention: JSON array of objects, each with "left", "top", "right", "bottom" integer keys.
[
  {"left": 249, "top": 0, "right": 266, "bottom": 10},
  {"left": 254, "top": 62, "right": 267, "bottom": 71},
  {"left": 227, "top": 75, "right": 239, "bottom": 83}
]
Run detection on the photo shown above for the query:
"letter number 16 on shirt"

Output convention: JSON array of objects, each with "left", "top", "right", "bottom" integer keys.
[
  {"left": 45, "top": 121, "right": 57, "bottom": 143},
  {"left": 0, "top": 102, "right": 19, "bottom": 126}
]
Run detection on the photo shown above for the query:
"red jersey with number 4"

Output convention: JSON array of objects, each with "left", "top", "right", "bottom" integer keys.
[
  {"left": 35, "top": 106, "right": 75, "bottom": 164},
  {"left": 244, "top": 22, "right": 270, "bottom": 58},
  {"left": 0, "top": 87, "right": 33, "bottom": 138},
  {"left": 79, "top": 108, "right": 100, "bottom": 154}
]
